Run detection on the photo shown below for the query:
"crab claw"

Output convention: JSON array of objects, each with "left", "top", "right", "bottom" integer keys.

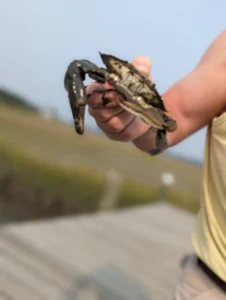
[
  {"left": 99, "top": 52, "right": 126, "bottom": 75},
  {"left": 64, "top": 59, "right": 108, "bottom": 135}
]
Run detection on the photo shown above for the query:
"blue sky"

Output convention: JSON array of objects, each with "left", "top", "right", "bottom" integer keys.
[{"left": 0, "top": 0, "right": 225, "bottom": 161}]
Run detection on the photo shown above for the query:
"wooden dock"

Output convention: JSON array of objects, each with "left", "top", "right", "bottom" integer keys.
[{"left": 0, "top": 203, "right": 195, "bottom": 300}]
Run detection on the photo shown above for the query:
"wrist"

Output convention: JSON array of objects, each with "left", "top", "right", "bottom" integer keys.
[{"left": 132, "top": 127, "right": 157, "bottom": 153}]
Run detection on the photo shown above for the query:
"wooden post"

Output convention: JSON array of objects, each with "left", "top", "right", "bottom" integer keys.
[
  {"left": 156, "top": 172, "right": 175, "bottom": 201},
  {"left": 99, "top": 169, "right": 123, "bottom": 211}
]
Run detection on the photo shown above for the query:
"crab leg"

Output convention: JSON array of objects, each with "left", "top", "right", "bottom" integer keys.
[
  {"left": 148, "top": 130, "right": 167, "bottom": 156},
  {"left": 64, "top": 60, "right": 107, "bottom": 134}
]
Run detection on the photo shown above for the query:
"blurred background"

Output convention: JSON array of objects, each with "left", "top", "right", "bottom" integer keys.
[{"left": 0, "top": 1, "right": 225, "bottom": 299}]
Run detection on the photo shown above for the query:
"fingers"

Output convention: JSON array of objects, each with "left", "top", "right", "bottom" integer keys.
[
  {"left": 86, "top": 55, "right": 153, "bottom": 142},
  {"left": 89, "top": 105, "right": 124, "bottom": 122},
  {"left": 95, "top": 110, "right": 135, "bottom": 134},
  {"left": 86, "top": 81, "right": 111, "bottom": 95},
  {"left": 87, "top": 89, "right": 124, "bottom": 109},
  {"left": 104, "top": 117, "right": 151, "bottom": 142}
]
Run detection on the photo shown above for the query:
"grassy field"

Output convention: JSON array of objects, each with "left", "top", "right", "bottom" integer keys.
[{"left": 0, "top": 104, "right": 203, "bottom": 215}]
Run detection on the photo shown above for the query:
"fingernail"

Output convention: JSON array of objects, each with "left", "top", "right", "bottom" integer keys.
[
  {"left": 133, "top": 56, "right": 152, "bottom": 68},
  {"left": 136, "top": 65, "right": 150, "bottom": 77},
  {"left": 132, "top": 56, "right": 152, "bottom": 77},
  {"left": 137, "top": 56, "right": 152, "bottom": 66}
]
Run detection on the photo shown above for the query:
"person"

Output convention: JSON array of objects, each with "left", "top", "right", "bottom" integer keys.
[{"left": 86, "top": 30, "right": 226, "bottom": 299}]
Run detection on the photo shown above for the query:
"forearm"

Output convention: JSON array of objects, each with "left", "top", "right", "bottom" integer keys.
[
  {"left": 87, "top": 31, "right": 226, "bottom": 153},
  {"left": 132, "top": 69, "right": 202, "bottom": 153},
  {"left": 132, "top": 35, "right": 226, "bottom": 154}
]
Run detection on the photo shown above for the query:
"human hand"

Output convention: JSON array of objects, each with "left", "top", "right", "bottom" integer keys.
[{"left": 86, "top": 56, "right": 153, "bottom": 142}]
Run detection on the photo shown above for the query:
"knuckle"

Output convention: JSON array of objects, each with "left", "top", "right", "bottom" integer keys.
[
  {"left": 86, "top": 93, "right": 102, "bottom": 108},
  {"left": 90, "top": 108, "right": 110, "bottom": 122},
  {"left": 86, "top": 82, "right": 104, "bottom": 94},
  {"left": 118, "top": 130, "right": 133, "bottom": 142},
  {"left": 88, "top": 106, "right": 94, "bottom": 117},
  {"left": 108, "top": 116, "right": 122, "bottom": 132},
  {"left": 95, "top": 120, "right": 108, "bottom": 132},
  {"left": 106, "top": 130, "right": 132, "bottom": 142},
  {"left": 96, "top": 110, "right": 108, "bottom": 121},
  {"left": 106, "top": 132, "right": 122, "bottom": 141}
]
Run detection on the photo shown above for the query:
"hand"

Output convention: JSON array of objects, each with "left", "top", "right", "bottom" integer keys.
[{"left": 86, "top": 56, "right": 153, "bottom": 142}]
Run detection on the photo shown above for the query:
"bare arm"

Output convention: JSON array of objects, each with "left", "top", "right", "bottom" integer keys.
[
  {"left": 134, "top": 30, "right": 226, "bottom": 152},
  {"left": 87, "top": 30, "right": 226, "bottom": 154}
]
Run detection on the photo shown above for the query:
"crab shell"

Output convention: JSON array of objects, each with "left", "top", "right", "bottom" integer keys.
[{"left": 99, "top": 53, "right": 177, "bottom": 133}]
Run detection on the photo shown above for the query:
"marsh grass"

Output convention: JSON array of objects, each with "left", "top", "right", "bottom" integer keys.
[
  {"left": 0, "top": 105, "right": 202, "bottom": 217},
  {"left": 0, "top": 143, "right": 200, "bottom": 216}
]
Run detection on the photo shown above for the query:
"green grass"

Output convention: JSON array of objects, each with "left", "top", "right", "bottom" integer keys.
[
  {"left": 118, "top": 179, "right": 158, "bottom": 208},
  {"left": 0, "top": 143, "right": 160, "bottom": 216},
  {"left": 0, "top": 144, "right": 105, "bottom": 213},
  {"left": 0, "top": 104, "right": 203, "bottom": 215}
]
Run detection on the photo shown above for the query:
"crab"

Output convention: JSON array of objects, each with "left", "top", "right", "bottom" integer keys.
[{"left": 64, "top": 52, "right": 177, "bottom": 155}]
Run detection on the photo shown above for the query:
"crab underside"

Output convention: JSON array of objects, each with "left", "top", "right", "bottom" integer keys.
[{"left": 64, "top": 52, "right": 177, "bottom": 155}]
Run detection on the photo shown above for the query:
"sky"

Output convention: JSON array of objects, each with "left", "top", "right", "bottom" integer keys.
[{"left": 0, "top": 0, "right": 225, "bottom": 162}]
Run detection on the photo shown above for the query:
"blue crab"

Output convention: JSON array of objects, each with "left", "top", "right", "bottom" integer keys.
[{"left": 64, "top": 53, "right": 177, "bottom": 155}]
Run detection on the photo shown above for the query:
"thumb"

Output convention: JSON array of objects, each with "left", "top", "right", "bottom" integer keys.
[{"left": 132, "top": 56, "right": 152, "bottom": 80}]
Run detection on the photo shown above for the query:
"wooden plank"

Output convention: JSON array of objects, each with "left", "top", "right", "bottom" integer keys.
[
  {"left": 0, "top": 203, "right": 195, "bottom": 300},
  {"left": 1, "top": 269, "right": 45, "bottom": 300}
]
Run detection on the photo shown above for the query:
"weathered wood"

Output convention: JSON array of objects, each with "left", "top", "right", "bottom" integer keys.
[
  {"left": 99, "top": 169, "right": 124, "bottom": 210},
  {"left": 0, "top": 203, "right": 194, "bottom": 300}
]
